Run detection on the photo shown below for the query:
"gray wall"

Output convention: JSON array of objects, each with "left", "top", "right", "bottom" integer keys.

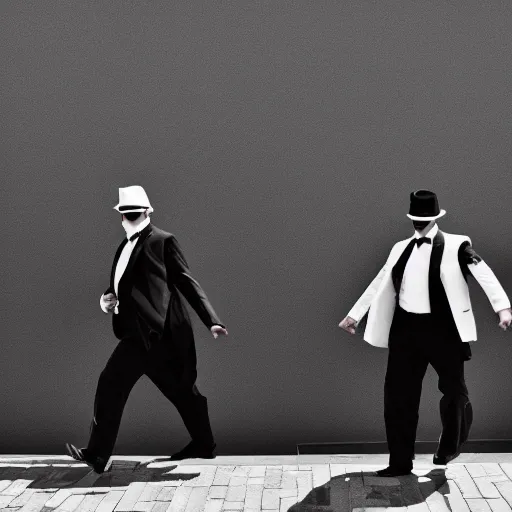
[{"left": 2, "top": 1, "right": 511, "bottom": 455}]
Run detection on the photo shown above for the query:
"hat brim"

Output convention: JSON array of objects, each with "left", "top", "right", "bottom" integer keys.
[
  {"left": 407, "top": 209, "right": 446, "bottom": 221},
  {"left": 113, "top": 205, "right": 154, "bottom": 214}
]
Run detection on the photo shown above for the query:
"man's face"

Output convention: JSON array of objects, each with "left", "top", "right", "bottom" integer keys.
[
  {"left": 412, "top": 219, "right": 431, "bottom": 231},
  {"left": 122, "top": 212, "right": 143, "bottom": 222}
]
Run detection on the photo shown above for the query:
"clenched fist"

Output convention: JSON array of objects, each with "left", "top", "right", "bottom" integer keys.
[
  {"left": 339, "top": 316, "right": 357, "bottom": 335},
  {"left": 101, "top": 293, "right": 118, "bottom": 313}
]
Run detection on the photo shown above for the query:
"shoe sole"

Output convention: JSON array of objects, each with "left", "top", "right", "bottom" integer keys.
[{"left": 65, "top": 443, "right": 108, "bottom": 474}]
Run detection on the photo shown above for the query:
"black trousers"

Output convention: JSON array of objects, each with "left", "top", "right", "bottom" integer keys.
[
  {"left": 87, "top": 335, "right": 214, "bottom": 458},
  {"left": 384, "top": 306, "right": 473, "bottom": 469}
]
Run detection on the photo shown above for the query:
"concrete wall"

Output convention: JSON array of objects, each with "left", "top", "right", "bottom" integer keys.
[{"left": 2, "top": 0, "right": 511, "bottom": 455}]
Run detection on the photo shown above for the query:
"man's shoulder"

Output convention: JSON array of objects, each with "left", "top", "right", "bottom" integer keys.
[
  {"left": 441, "top": 231, "right": 472, "bottom": 246},
  {"left": 149, "top": 224, "right": 174, "bottom": 240}
]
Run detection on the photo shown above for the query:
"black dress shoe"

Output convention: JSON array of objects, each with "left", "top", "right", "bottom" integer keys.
[
  {"left": 433, "top": 450, "right": 461, "bottom": 465},
  {"left": 170, "top": 441, "right": 216, "bottom": 461},
  {"left": 65, "top": 443, "right": 109, "bottom": 474},
  {"left": 376, "top": 466, "right": 413, "bottom": 477}
]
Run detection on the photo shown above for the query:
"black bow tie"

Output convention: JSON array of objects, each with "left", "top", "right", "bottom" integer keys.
[
  {"left": 415, "top": 237, "right": 431, "bottom": 247},
  {"left": 129, "top": 231, "right": 142, "bottom": 242}
]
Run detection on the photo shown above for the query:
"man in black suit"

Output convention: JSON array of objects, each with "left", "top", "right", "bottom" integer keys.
[{"left": 66, "top": 185, "right": 227, "bottom": 473}]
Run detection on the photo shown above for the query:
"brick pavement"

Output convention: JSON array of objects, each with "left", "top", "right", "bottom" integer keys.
[{"left": 1, "top": 454, "right": 512, "bottom": 512}]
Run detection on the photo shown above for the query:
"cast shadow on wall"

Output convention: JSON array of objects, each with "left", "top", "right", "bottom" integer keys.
[{"left": 288, "top": 468, "right": 450, "bottom": 511}]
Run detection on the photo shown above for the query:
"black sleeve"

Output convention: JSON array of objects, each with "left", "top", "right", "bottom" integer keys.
[
  {"left": 164, "top": 235, "right": 225, "bottom": 329},
  {"left": 458, "top": 241, "right": 483, "bottom": 280}
]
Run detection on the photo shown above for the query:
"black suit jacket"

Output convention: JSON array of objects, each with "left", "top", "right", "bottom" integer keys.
[{"left": 104, "top": 223, "right": 224, "bottom": 388}]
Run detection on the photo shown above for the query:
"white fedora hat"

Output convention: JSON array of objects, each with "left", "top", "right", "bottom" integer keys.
[{"left": 113, "top": 186, "right": 154, "bottom": 214}]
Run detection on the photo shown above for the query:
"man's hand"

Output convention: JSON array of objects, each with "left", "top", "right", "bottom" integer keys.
[
  {"left": 339, "top": 316, "right": 357, "bottom": 335},
  {"left": 498, "top": 308, "right": 512, "bottom": 331},
  {"left": 211, "top": 325, "right": 228, "bottom": 339},
  {"left": 101, "top": 293, "right": 118, "bottom": 314}
]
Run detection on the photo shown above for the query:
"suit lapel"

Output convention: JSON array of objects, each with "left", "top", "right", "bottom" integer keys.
[
  {"left": 428, "top": 229, "right": 445, "bottom": 314},
  {"left": 391, "top": 238, "right": 416, "bottom": 294}
]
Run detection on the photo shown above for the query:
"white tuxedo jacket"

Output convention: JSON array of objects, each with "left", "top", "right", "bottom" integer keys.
[{"left": 347, "top": 231, "right": 510, "bottom": 347}]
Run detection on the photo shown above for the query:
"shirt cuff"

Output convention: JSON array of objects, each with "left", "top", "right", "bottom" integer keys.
[{"left": 100, "top": 295, "right": 109, "bottom": 314}]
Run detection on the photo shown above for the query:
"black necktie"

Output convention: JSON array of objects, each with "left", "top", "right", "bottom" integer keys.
[
  {"left": 415, "top": 237, "right": 431, "bottom": 248},
  {"left": 129, "top": 231, "right": 142, "bottom": 242}
]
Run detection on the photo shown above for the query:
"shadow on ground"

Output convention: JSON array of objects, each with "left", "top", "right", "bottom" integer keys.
[
  {"left": 0, "top": 458, "right": 198, "bottom": 489},
  {"left": 289, "top": 469, "right": 451, "bottom": 511}
]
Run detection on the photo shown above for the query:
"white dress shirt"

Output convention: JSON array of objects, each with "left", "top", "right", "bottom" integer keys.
[
  {"left": 398, "top": 223, "right": 438, "bottom": 313},
  {"left": 100, "top": 216, "right": 151, "bottom": 314}
]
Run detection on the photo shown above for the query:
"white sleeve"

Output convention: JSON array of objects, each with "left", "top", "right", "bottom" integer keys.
[
  {"left": 468, "top": 260, "right": 511, "bottom": 313},
  {"left": 347, "top": 262, "right": 389, "bottom": 323}
]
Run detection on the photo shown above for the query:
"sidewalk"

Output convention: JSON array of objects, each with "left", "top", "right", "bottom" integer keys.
[{"left": 1, "top": 453, "right": 512, "bottom": 512}]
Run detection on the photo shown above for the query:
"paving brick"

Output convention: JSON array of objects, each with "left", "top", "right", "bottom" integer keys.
[
  {"left": 310, "top": 465, "right": 330, "bottom": 487},
  {"left": 482, "top": 464, "right": 508, "bottom": 477},
  {"left": 247, "top": 467, "right": 266, "bottom": 478},
  {"left": 229, "top": 477, "right": 248, "bottom": 487},
  {"left": 473, "top": 477, "right": 503, "bottom": 498},
  {"left": 208, "top": 486, "right": 227, "bottom": 499},
  {"left": 247, "top": 478, "right": 264, "bottom": 485},
  {"left": 44, "top": 490, "right": 73, "bottom": 508},
  {"left": 225, "top": 485, "right": 246, "bottom": 502},
  {"left": 2, "top": 479, "right": 33, "bottom": 496},
  {"left": 213, "top": 470, "right": 233, "bottom": 487},
  {"left": 488, "top": 499, "right": 512, "bottom": 512},
  {"left": 445, "top": 480, "right": 471, "bottom": 512},
  {"left": 204, "top": 499, "right": 223, "bottom": 512},
  {"left": 157, "top": 487, "right": 177, "bottom": 501},
  {"left": 139, "top": 484, "right": 163, "bottom": 502},
  {"left": 133, "top": 501, "right": 155, "bottom": 511},
  {"left": 243, "top": 484, "right": 263, "bottom": 510},
  {"left": 0, "top": 481, "right": 11, "bottom": 493},
  {"left": 500, "top": 465, "right": 512, "bottom": 481},
  {"left": 183, "top": 467, "right": 217, "bottom": 488},
  {"left": 167, "top": 485, "right": 193, "bottom": 512},
  {"left": 7, "top": 490, "right": 37, "bottom": 508},
  {"left": 222, "top": 501, "right": 243, "bottom": 510},
  {"left": 54, "top": 495, "right": 86, "bottom": 512},
  {"left": 261, "top": 489, "right": 279, "bottom": 510},
  {"left": 0, "top": 495, "right": 15, "bottom": 508},
  {"left": 466, "top": 465, "right": 489, "bottom": 478},
  {"left": 329, "top": 464, "right": 345, "bottom": 477},
  {"left": 17, "top": 492, "right": 54, "bottom": 512},
  {"left": 424, "top": 490, "right": 452, "bottom": 512},
  {"left": 280, "top": 472, "right": 297, "bottom": 490},
  {"left": 466, "top": 498, "right": 493, "bottom": 512},
  {"left": 95, "top": 490, "right": 125, "bottom": 512},
  {"left": 405, "top": 502, "right": 429, "bottom": 511},
  {"left": 231, "top": 468, "right": 251, "bottom": 477},
  {"left": 152, "top": 502, "right": 171, "bottom": 512},
  {"left": 279, "top": 496, "right": 297, "bottom": 512},
  {"left": 447, "top": 465, "right": 483, "bottom": 498},
  {"left": 495, "top": 481, "right": 512, "bottom": 506},
  {"left": 264, "top": 469, "right": 281, "bottom": 490},
  {"left": 295, "top": 472, "right": 313, "bottom": 501},
  {"left": 278, "top": 489, "right": 296, "bottom": 499},
  {"left": 73, "top": 494, "right": 106, "bottom": 512},
  {"left": 184, "top": 488, "right": 209, "bottom": 512},
  {"left": 115, "top": 482, "right": 146, "bottom": 511}
]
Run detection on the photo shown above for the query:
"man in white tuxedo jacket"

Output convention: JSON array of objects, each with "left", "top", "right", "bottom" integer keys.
[{"left": 339, "top": 190, "right": 512, "bottom": 477}]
